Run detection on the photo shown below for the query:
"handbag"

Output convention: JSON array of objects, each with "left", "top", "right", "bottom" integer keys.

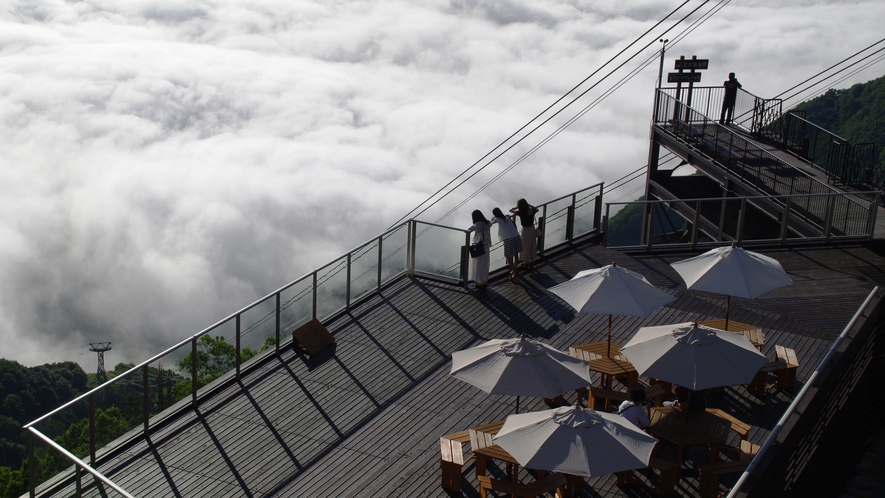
[{"left": 469, "top": 231, "right": 485, "bottom": 258}]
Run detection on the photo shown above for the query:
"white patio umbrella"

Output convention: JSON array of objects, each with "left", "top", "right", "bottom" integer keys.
[
  {"left": 671, "top": 244, "right": 792, "bottom": 329},
  {"left": 620, "top": 322, "right": 768, "bottom": 391},
  {"left": 450, "top": 336, "right": 592, "bottom": 412},
  {"left": 548, "top": 262, "right": 676, "bottom": 357},
  {"left": 493, "top": 405, "right": 658, "bottom": 478}
]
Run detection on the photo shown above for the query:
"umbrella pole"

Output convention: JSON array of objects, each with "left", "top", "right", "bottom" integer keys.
[
  {"left": 607, "top": 315, "right": 612, "bottom": 357},
  {"left": 515, "top": 396, "right": 520, "bottom": 414},
  {"left": 725, "top": 296, "right": 731, "bottom": 330}
]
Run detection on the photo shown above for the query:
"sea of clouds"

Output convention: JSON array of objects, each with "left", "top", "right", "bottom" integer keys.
[{"left": 1, "top": 0, "right": 882, "bottom": 368}]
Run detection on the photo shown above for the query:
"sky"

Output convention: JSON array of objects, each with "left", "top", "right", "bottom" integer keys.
[{"left": 1, "top": 0, "right": 883, "bottom": 370}]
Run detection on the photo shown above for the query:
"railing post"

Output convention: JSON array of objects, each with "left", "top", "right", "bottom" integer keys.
[
  {"left": 462, "top": 232, "right": 470, "bottom": 287},
  {"left": 377, "top": 235, "right": 383, "bottom": 292},
  {"left": 779, "top": 197, "right": 791, "bottom": 245},
  {"left": 345, "top": 253, "right": 352, "bottom": 311},
  {"left": 602, "top": 204, "right": 610, "bottom": 247},
  {"left": 191, "top": 337, "right": 198, "bottom": 405},
  {"left": 143, "top": 364, "right": 150, "bottom": 435},
  {"left": 409, "top": 221, "right": 417, "bottom": 276},
  {"left": 275, "top": 292, "right": 281, "bottom": 352},
  {"left": 594, "top": 185, "right": 603, "bottom": 231},
  {"left": 645, "top": 204, "right": 655, "bottom": 252},
  {"left": 76, "top": 463, "right": 82, "bottom": 497},
  {"left": 736, "top": 198, "right": 747, "bottom": 244},
  {"left": 538, "top": 205, "right": 547, "bottom": 254},
  {"left": 691, "top": 201, "right": 701, "bottom": 249},
  {"left": 824, "top": 194, "right": 836, "bottom": 242},
  {"left": 28, "top": 430, "right": 35, "bottom": 498},
  {"left": 89, "top": 393, "right": 96, "bottom": 466},
  {"left": 565, "top": 205, "right": 575, "bottom": 242},
  {"left": 235, "top": 314, "right": 241, "bottom": 379},
  {"left": 311, "top": 272, "right": 318, "bottom": 320}
]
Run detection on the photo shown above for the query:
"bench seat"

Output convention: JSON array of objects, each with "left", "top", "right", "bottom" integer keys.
[{"left": 477, "top": 473, "right": 568, "bottom": 498}]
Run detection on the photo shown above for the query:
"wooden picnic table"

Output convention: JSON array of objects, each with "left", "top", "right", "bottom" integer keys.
[
  {"left": 469, "top": 421, "right": 518, "bottom": 479},
  {"left": 647, "top": 407, "right": 729, "bottom": 465},
  {"left": 696, "top": 319, "right": 765, "bottom": 350},
  {"left": 568, "top": 342, "right": 638, "bottom": 409}
]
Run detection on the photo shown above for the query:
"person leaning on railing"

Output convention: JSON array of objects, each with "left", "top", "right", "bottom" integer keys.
[{"left": 510, "top": 198, "right": 539, "bottom": 271}]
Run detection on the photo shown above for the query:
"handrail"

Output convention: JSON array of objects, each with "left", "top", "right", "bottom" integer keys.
[
  {"left": 26, "top": 427, "right": 136, "bottom": 498},
  {"left": 22, "top": 180, "right": 606, "bottom": 497},
  {"left": 726, "top": 286, "right": 881, "bottom": 497}
]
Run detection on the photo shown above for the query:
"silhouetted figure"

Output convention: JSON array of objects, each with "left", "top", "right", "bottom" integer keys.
[{"left": 719, "top": 72, "right": 742, "bottom": 125}]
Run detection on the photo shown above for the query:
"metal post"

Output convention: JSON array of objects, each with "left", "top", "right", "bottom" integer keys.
[
  {"left": 311, "top": 272, "right": 318, "bottom": 320},
  {"left": 656, "top": 39, "right": 668, "bottom": 90},
  {"left": 463, "top": 232, "right": 470, "bottom": 287},
  {"left": 275, "top": 292, "right": 281, "bottom": 352},
  {"left": 594, "top": 193, "right": 603, "bottom": 232},
  {"left": 692, "top": 201, "right": 701, "bottom": 248},
  {"left": 824, "top": 194, "right": 835, "bottom": 242},
  {"left": 28, "top": 431, "right": 35, "bottom": 498},
  {"left": 409, "top": 221, "right": 417, "bottom": 276},
  {"left": 89, "top": 394, "right": 96, "bottom": 466},
  {"left": 377, "top": 235, "right": 383, "bottom": 292},
  {"left": 539, "top": 205, "right": 547, "bottom": 254},
  {"left": 345, "top": 253, "right": 352, "bottom": 311},
  {"left": 143, "top": 364, "right": 149, "bottom": 435},
  {"left": 235, "top": 314, "right": 241, "bottom": 379},
  {"left": 602, "top": 204, "right": 610, "bottom": 247},
  {"left": 76, "top": 463, "right": 82, "bottom": 497},
  {"left": 780, "top": 197, "right": 792, "bottom": 245},
  {"left": 566, "top": 207, "right": 575, "bottom": 243},
  {"left": 645, "top": 204, "right": 655, "bottom": 251},
  {"left": 736, "top": 198, "right": 747, "bottom": 244},
  {"left": 191, "top": 337, "right": 198, "bottom": 405}
]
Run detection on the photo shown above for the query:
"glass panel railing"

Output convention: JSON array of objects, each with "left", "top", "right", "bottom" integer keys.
[
  {"left": 350, "top": 239, "right": 380, "bottom": 304},
  {"left": 150, "top": 354, "right": 189, "bottom": 420},
  {"left": 193, "top": 317, "right": 237, "bottom": 395},
  {"left": 605, "top": 203, "right": 645, "bottom": 248},
  {"left": 315, "top": 256, "right": 347, "bottom": 321},
  {"left": 739, "top": 198, "right": 785, "bottom": 243},
  {"left": 573, "top": 187, "right": 600, "bottom": 239},
  {"left": 239, "top": 294, "right": 278, "bottom": 356},
  {"left": 543, "top": 197, "right": 572, "bottom": 249},
  {"left": 279, "top": 276, "right": 313, "bottom": 336},
  {"left": 413, "top": 221, "right": 466, "bottom": 280},
  {"left": 380, "top": 223, "right": 408, "bottom": 285}
]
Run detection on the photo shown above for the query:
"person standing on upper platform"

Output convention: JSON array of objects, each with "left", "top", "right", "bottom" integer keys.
[{"left": 719, "top": 72, "right": 742, "bottom": 125}]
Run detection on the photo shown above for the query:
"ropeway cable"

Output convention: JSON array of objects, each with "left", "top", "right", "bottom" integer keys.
[
  {"left": 430, "top": 1, "right": 724, "bottom": 224},
  {"left": 774, "top": 37, "right": 885, "bottom": 102},
  {"left": 785, "top": 52, "right": 885, "bottom": 109},
  {"left": 388, "top": 1, "right": 697, "bottom": 228}
]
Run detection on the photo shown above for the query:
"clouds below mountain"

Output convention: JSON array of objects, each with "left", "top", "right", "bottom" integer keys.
[{"left": 0, "top": 0, "right": 882, "bottom": 367}]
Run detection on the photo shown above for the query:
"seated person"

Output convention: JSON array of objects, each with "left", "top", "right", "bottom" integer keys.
[
  {"left": 617, "top": 389, "right": 650, "bottom": 429},
  {"left": 663, "top": 385, "right": 707, "bottom": 410}
]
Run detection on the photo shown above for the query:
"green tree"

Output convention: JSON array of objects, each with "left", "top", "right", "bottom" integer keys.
[{"left": 176, "top": 335, "right": 257, "bottom": 387}]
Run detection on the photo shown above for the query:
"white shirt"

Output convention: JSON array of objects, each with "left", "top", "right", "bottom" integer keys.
[{"left": 617, "top": 401, "right": 650, "bottom": 428}]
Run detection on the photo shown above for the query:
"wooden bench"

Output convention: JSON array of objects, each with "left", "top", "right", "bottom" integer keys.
[
  {"left": 705, "top": 409, "right": 751, "bottom": 441},
  {"left": 775, "top": 345, "right": 799, "bottom": 391},
  {"left": 747, "top": 345, "right": 799, "bottom": 396},
  {"left": 477, "top": 473, "right": 568, "bottom": 498},
  {"left": 697, "top": 441, "right": 760, "bottom": 498},
  {"left": 440, "top": 430, "right": 471, "bottom": 492}
]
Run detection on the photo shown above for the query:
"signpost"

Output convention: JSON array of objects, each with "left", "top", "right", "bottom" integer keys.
[{"left": 669, "top": 56, "right": 708, "bottom": 122}]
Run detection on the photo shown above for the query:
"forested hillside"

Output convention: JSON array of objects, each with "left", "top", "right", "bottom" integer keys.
[{"left": 792, "top": 74, "right": 885, "bottom": 166}]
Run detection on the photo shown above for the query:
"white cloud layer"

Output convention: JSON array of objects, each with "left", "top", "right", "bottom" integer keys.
[{"left": 1, "top": 0, "right": 883, "bottom": 368}]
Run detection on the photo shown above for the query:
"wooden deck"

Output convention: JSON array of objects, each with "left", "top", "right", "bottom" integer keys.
[{"left": 46, "top": 240, "right": 885, "bottom": 497}]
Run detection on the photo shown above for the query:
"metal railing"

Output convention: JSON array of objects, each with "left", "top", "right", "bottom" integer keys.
[
  {"left": 603, "top": 190, "right": 880, "bottom": 250},
  {"left": 776, "top": 111, "right": 882, "bottom": 194},
  {"left": 22, "top": 183, "right": 603, "bottom": 497}
]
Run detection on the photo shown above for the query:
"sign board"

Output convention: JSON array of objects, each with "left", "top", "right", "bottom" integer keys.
[
  {"left": 675, "top": 59, "right": 709, "bottom": 70},
  {"left": 668, "top": 72, "right": 702, "bottom": 83}
]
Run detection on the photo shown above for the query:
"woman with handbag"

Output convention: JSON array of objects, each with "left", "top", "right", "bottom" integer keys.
[
  {"left": 510, "top": 198, "right": 538, "bottom": 271},
  {"left": 468, "top": 210, "right": 492, "bottom": 289},
  {"left": 491, "top": 207, "right": 523, "bottom": 279}
]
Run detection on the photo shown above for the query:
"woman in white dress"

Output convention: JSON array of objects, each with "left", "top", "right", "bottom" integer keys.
[
  {"left": 491, "top": 207, "right": 523, "bottom": 279},
  {"left": 510, "top": 198, "right": 538, "bottom": 270},
  {"left": 468, "top": 210, "right": 492, "bottom": 289}
]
